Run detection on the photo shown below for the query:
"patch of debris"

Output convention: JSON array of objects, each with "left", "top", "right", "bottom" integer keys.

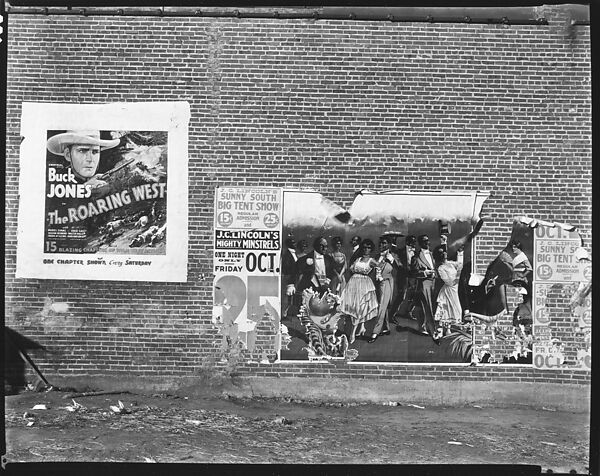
[
  {"left": 221, "top": 394, "right": 370, "bottom": 408},
  {"left": 5, "top": 399, "right": 302, "bottom": 436}
]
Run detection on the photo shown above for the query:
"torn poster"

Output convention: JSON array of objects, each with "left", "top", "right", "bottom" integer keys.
[
  {"left": 280, "top": 189, "right": 489, "bottom": 363},
  {"left": 469, "top": 217, "right": 591, "bottom": 370},
  {"left": 213, "top": 187, "right": 282, "bottom": 361},
  {"left": 15, "top": 102, "right": 190, "bottom": 282},
  {"left": 212, "top": 189, "right": 590, "bottom": 368},
  {"left": 530, "top": 220, "right": 590, "bottom": 370}
]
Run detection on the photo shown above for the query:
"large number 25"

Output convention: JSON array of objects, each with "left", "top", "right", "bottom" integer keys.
[
  {"left": 247, "top": 275, "right": 280, "bottom": 322},
  {"left": 214, "top": 274, "right": 280, "bottom": 323}
]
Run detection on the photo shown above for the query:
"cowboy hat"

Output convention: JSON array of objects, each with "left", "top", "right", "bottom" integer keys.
[{"left": 47, "top": 130, "right": 120, "bottom": 156}]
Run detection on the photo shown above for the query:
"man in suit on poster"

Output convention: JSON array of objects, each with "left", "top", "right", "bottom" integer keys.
[
  {"left": 411, "top": 234, "right": 438, "bottom": 338},
  {"left": 281, "top": 237, "right": 299, "bottom": 320},
  {"left": 380, "top": 231, "right": 403, "bottom": 320},
  {"left": 368, "top": 236, "right": 400, "bottom": 343},
  {"left": 291, "top": 236, "right": 336, "bottom": 296},
  {"left": 394, "top": 235, "right": 419, "bottom": 324},
  {"left": 348, "top": 235, "right": 362, "bottom": 265}
]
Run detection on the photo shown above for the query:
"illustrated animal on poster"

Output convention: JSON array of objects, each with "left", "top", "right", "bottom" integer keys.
[
  {"left": 135, "top": 215, "right": 149, "bottom": 228},
  {"left": 104, "top": 218, "right": 126, "bottom": 234},
  {"left": 129, "top": 225, "right": 159, "bottom": 247},
  {"left": 149, "top": 223, "right": 167, "bottom": 247},
  {"left": 297, "top": 289, "right": 354, "bottom": 360}
]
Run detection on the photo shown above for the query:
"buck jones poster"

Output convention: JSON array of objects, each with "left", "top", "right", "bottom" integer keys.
[{"left": 16, "top": 102, "right": 190, "bottom": 282}]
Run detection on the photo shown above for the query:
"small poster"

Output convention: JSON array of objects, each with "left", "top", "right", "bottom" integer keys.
[
  {"left": 532, "top": 223, "right": 587, "bottom": 369},
  {"left": 16, "top": 102, "right": 190, "bottom": 282},
  {"left": 213, "top": 187, "right": 282, "bottom": 359},
  {"left": 534, "top": 226, "right": 586, "bottom": 283}
]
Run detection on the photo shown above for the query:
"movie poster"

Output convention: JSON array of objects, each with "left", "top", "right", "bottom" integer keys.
[{"left": 16, "top": 102, "right": 190, "bottom": 282}]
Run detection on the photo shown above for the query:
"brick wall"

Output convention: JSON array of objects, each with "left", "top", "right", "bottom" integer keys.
[{"left": 4, "top": 7, "right": 591, "bottom": 387}]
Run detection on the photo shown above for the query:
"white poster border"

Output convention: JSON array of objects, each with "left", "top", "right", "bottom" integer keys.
[{"left": 15, "top": 101, "right": 190, "bottom": 282}]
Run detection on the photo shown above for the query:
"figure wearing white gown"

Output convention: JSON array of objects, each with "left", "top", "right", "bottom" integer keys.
[
  {"left": 433, "top": 248, "right": 464, "bottom": 331},
  {"left": 339, "top": 239, "right": 379, "bottom": 343}
]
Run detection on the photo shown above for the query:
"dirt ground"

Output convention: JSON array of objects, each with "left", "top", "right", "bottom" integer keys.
[{"left": 3, "top": 386, "right": 590, "bottom": 472}]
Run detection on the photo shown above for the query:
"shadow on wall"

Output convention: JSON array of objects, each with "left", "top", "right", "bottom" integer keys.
[{"left": 4, "top": 326, "right": 48, "bottom": 395}]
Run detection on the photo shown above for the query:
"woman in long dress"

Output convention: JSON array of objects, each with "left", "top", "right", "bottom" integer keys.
[
  {"left": 329, "top": 236, "right": 347, "bottom": 295},
  {"left": 432, "top": 245, "right": 464, "bottom": 338},
  {"left": 340, "top": 239, "right": 379, "bottom": 343}
]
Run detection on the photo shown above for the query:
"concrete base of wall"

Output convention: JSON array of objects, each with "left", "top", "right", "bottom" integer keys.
[
  {"left": 46, "top": 375, "right": 226, "bottom": 396},
  {"left": 225, "top": 377, "right": 591, "bottom": 413},
  {"left": 42, "top": 375, "right": 590, "bottom": 413}
]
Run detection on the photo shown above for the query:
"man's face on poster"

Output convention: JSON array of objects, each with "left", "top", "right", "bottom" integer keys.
[
  {"left": 315, "top": 239, "right": 328, "bottom": 255},
  {"left": 379, "top": 240, "right": 389, "bottom": 253},
  {"left": 65, "top": 144, "right": 101, "bottom": 180}
]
